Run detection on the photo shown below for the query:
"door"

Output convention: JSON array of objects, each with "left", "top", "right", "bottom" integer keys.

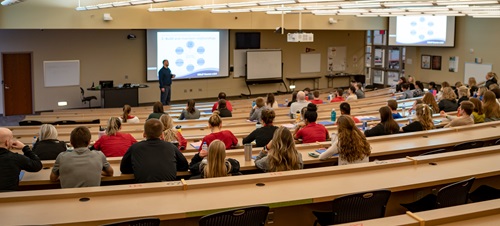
[{"left": 2, "top": 53, "right": 33, "bottom": 116}]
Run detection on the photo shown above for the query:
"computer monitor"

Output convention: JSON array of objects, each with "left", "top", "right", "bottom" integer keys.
[{"left": 99, "top": 80, "right": 114, "bottom": 89}]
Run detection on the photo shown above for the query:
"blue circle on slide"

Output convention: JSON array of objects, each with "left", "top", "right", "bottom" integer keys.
[
  {"left": 420, "top": 17, "right": 426, "bottom": 22},
  {"left": 428, "top": 30, "right": 434, "bottom": 35},
  {"left": 186, "top": 64, "right": 195, "bottom": 72},
  {"left": 428, "top": 21, "right": 434, "bottom": 27},
  {"left": 175, "top": 59, "right": 184, "bottom": 67},
  {"left": 175, "top": 47, "right": 184, "bottom": 55},
  {"left": 419, "top": 35, "right": 425, "bottom": 40},
  {"left": 197, "top": 58, "right": 205, "bottom": 66},
  {"left": 411, "top": 21, "right": 417, "bottom": 26},
  {"left": 410, "top": 30, "right": 417, "bottom": 35},
  {"left": 197, "top": 46, "right": 205, "bottom": 54},
  {"left": 186, "top": 41, "right": 195, "bottom": 49}
]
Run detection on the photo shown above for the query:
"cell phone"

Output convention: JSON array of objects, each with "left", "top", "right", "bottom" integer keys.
[{"left": 308, "top": 152, "right": 319, "bottom": 158}]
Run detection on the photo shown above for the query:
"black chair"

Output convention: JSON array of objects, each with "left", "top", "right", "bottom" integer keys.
[
  {"left": 199, "top": 205, "right": 269, "bottom": 226},
  {"left": 469, "top": 185, "right": 500, "bottom": 202},
  {"left": 312, "top": 189, "right": 391, "bottom": 226},
  {"left": 81, "top": 87, "right": 97, "bottom": 108},
  {"left": 418, "top": 149, "right": 448, "bottom": 156},
  {"left": 53, "top": 120, "right": 77, "bottom": 125},
  {"left": 493, "top": 139, "right": 500, "bottom": 146},
  {"left": 401, "top": 177, "right": 475, "bottom": 212},
  {"left": 18, "top": 120, "right": 43, "bottom": 126},
  {"left": 101, "top": 218, "right": 160, "bottom": 226},
  {"left": 452, "top": 141, "right": 484, "bottom": 151}
]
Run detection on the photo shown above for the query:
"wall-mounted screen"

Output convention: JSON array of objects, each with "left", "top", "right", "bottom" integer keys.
[
  {"left": 389, "top": 16, "right": 455, "bottom": 47},
  {"left": 146, "top": 30, "right": 229, "bottom": 81}
]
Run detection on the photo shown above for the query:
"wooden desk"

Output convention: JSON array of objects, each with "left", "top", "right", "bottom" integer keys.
[
  {"left": 2, "top": 147, "right": 500, "bottom": 226},
  {"left": 286, "top": 76, "right": 322, "bottom": 90}
]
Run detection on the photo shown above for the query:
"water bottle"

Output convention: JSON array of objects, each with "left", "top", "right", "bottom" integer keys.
[
  {"left": 202, "top": 142, "right": 208, "bottom": 151},
  {"left": 402, "top": 107, "right": 406, "bottom": 117},
  {"left": 331, "top": 108, "right": 337, "bottom": 122},
  {"left": 284, "top": 98, "right": 289, "bottom": 106},
  {"left": 473, "top": 91, "right": 477, "bottom": 98},
  {"left": 244, "top": 143, "right": 252, "bottom": 161},
  {"left": 256, "top": 121, "right": 262, "bottom": 129},
  {"left": 98, "top": 126, "right": 106, "bottom": 139},
  {"left": 175, "top": 125, "right": 182, "bottom": 133},
  {"left": 362, "top": 121, "right": 367, "bottom": 131},
  {"left": 32, "top": 136, "right": 37, "bottom": 147},
  {"left": 252, "top": 101, "right": 256, "bottom": 108},
  {"left": 295, "top": 110, "right": 301, "bottom": 123}
]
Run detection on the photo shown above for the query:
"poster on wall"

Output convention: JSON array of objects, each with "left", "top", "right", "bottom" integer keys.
[
  {"left": 449, "top": 56, "right": 459, "bottom": 72},
  {"left": 328, "top": 46, "right": 346, "bottom": 72}
]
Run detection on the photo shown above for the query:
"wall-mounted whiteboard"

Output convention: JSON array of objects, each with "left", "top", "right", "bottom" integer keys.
[
  {"left": 246, "top": 50, "right": 282, "bottom": 81},
  {"left": 301, "top": 53, "right": 321, "bottom": 73},
  {"left": 464, "top": 62, "right": 492, "bottom": 84},
  {"left": 233, "top": 49, "right": 247, "bottom": 78},
  {"left": 44, "top": 60, "right": 80, "bottom": 87}
]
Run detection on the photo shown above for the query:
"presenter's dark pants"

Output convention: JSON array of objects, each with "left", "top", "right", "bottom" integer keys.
[{"left": 161, "top": 85, "right": 171, "bottom": 105}]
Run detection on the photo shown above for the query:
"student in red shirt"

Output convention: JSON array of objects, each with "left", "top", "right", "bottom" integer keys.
[
  {"left": 159, "top": 114, "right": 187, "bottom": 151},
  {"left": 211, "top": 92, "right": 233, "bottom": 112},
  {"left": 199, "top": 112, "right": 238, "bottom": 151},
  {"left": 339, "top": 102, "right": 361, "bottom": 123},
  {"left": 93, "top": 117, "right": 137, "bottom": 157},
  {"left": 330, "top": 88, "right": 345, "bottom": 103},
  {"left": 294, "top": 103, "right": 329, "bottom": 143},
  {"left": 310, "top": 90, "right": 324, "bottom": 105}
]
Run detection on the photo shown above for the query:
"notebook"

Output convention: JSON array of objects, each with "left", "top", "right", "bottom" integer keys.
[
  {"left": 190, "top": 141, "right": 202, "bottom": 150},
  {"left": 318, "top": 121, "right": 335, "bottom": 126}
]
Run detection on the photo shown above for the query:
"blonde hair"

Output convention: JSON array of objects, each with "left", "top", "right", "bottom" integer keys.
[
  {"left": 478, "top": 86, "right": 488, "bottom": 97},
  {"left": 483, "top": 91, "right": 500, "bottom": 119},
  {"left": 267, "top": 127, "right": 301, "bottom": 172},
  {"left": 122, "top": 105, "right": 131, "bottom": 123},
  {"left": 441, "top": 87, "right": 457, "bottom": 101},
  {"left": 159, "top": 114, "right": 178, "bottom": 142},
  {"left": 204, "top": 140, "right": 231, "bottom": 178},
  {"left": 487, "top": 72, "right": 498, "bottom": 80},
  {"left": 208, "top": 111, "right": 222, "bottom": 128},
  {"left": 458, "top": 86, "right": 469, "bottom": 98},
  {"left": 106, "top": 117, "right": 122, "bottom": 135},
  {"left": 422, "top": 92, "right": 439, "bottom": 113},
  {"left": 468, "top": 77, "right": 477, "bottom": 87},
  {"left": 415, "top": 104, "right": 434, "bottom": 130},
  {"left": 39, "top": 124, "right": 58, "bottom": 140},
  {"left": 336, "top": 116, "right": 371, "bottom": 163}
]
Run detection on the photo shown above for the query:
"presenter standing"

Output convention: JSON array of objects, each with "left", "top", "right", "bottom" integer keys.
[{"left": 159, "top": 59, "right": 175, "bottom": 105}]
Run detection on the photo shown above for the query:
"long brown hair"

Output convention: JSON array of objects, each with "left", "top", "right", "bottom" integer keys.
[
  {"left": 379, "top": 106, "right": 399, "bottom": 134},
  {"left": 266, "top": 93, "right": 276, "bottom": 108},
  {"left": 268, "top": 127, "right": 301, "bottom": 172},
  {"left": 187, "top": 99, "right": 196, "bottom": 114},
  {"left": 204, "top": 140, "right": 231, "bottom": 178},
  {"left": 415, "top": 104, "right": 434, "bottom": 130},
  {"left": 122, "top": 105, "right": 131, "bottom": 122},
  {"left": 422, "top": 92, "right": 439, "bottom": 113},
  {"left": 336, "top": 116, "right": 371, "bottom": 163},
  {"left": 483, "top": 91, "right": 500, "bottom": 119},
  {"left": 469, "top": 97, "right": 483, "bottom": 115},
  {"left": 153, "top": 101, "right": 164, "bottom": 113}
]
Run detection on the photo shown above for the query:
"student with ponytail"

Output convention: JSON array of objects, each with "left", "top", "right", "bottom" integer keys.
[
  {"left": 120, "top": 105, "right": 139, "bottom": 123},
  {"left": 401, "top": 104, "right": 435, "bottom": 132},
  {"left": 179, "top": 99, "right": 200, "bottom": 120},
  {"left": 294, "top": 103, "right": 329, "bottom": 143},
  {"left": 159, "top": 114, "right": 187, "bottom": 150},
  {"left": 94, "top": 117, "right": 137, "bottom": 157},
  {"left": 198, "top": 112, "right": 238, "bottom": 151}
]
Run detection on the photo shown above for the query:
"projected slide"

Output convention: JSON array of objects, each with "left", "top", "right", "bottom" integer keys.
[
  {"left": 157, "top": 31, "right": 220, "bottom": 79},
  {"left": 396, "top": 16, "right": 447, "bottom": 45}
]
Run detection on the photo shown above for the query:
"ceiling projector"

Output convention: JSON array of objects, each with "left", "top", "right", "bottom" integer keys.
[{"left": 1, "top": 0, "right": 26, "bottom": 6}]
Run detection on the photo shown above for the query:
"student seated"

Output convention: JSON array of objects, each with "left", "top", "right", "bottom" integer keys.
[
  {"left": 437, "top": 81, "right": 451, "bottom": 101},
  {"left": 319, "top": 116, "right": 371, "bottom": 165},
  {"left": 428, "top": 81, "right": 438, "bottom": 95},
  {"left": 249, "top": 97, "right": 268, "bottom": 121},
  {"left": 50, "top": 126, "right": 113, "bottom": 188},
  {"left": 441, "top": 101, "right": 475, "bottom": 127},
  {"left": 212, "top": 92, "right": 233, "bottom": 112},
  {"left": 355, "top": 82, "right": 365, "bottom": 99},
  {"left": 469, "top": 98, "right": 485, "bottom": 123},
  {"left": 477, "top": 86, "right": 488, "bottom": 101},
  {"left": 345, "top": 86, "right": 358, "bottom": 102},
  {"left": 387, "top": 99, "right": 402, "bottom": 119},
  {"left": 147, "top": 101, "right": 166, "bottom": 120},
  {"left": 339, "top": 102, "right": 361, "bottom": 123},
  {"left": 287, "top": 91, "right": 298, "bottom": 107},
  {"left": 482, "top": 91, "right": 500, "bottom": 122},
  {"left": 398, "top": 83, "right": 414, "bottom": 100},
  {"left": 290, "top": 91, "right": 310, "bottom": 119},
  {"left": 457, "top": 86, "right": 469, "bottom": 106},
  {"left": 93, "top": 117, "right": 137, "bottom": 157},
  {"left": 468, "top": 77, "right": 478, "bottom": 97},
  {"left": 254, "top": 127, "right": 303, "bottom": 172},
  {"left": 310, "top": 90, "right": 324, "bottom": 105},
  {"left": 407, "top": 75, "right": 416, "bottom": 90},
  {"left": 179, "top": 99, "right": 200, "bottom": 120},
  {"left": 243, "top": 109, "right": 278, "bottom": 147},
  {"left": 364, "top": 106, "right": 400, "bottom": 137},
  {"left": 396, "top": 77, "right": 407, "bottom": 92},
  {"left": 480, "top": 72, "right": 498, "bottom": 90},
  {"left": 32, "top": 124, "right": 66, "bottom": 160},
  {"left": 0, "top": 127, "right": 42, "bottom": 191},
  {"left": 401, "top": 104, "right": 434, "bottom": 132},
  {"left": 294, "top": 103, "right": 329, "bottom": 143},
  {"left": 438, "top": 87, "right": 458, "bottom": 112},
  {"left": 189, "top": 140, "right": 240, "bottom": 178},
  {"left": 217, "top": 100, "right": 232, "bottom": 118},
  {"left": 413, "top": 81, "right": 425, "bottom": 97},
  {"left": 303, "top": 87, "right": 314, "bottom": 100},
  {"left": 199, "top": 112, "right": 238, "bottom": 152},
  {"left": 119, "top": 104, "right": 140, "bottom": 123},
  {"left": 160, "top": 114, "right": 187, "bottom": 150},
  {"left": 120, "top": 119, "right": 188, "bottom": 183},
  {"left": 266, "top": 93, "right": 279, "bottom": 108},
  {"left": 422, "top": 92, "right": 440, "bottom": 114},
  {"left": 330, "top": 88, "right": 345, "bottom": 103}
]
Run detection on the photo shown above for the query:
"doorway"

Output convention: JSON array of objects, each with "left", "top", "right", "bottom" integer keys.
[{"left": 2, "top": 53, "right": 33, "bottom": 116}]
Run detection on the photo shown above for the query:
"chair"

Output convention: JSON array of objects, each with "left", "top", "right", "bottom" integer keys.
[
  {"left": 418, "top": 149, "right": 448, "bottom": 156},
  {"left": 199, "top": 205, "right": 269, "bottom": 226},
  {"left": 493, "top": 139, "right": 500, "bottom": 146},
  {"left": 18, "top": 120, "right": 43, "bottom": 126},
  {"left": 312, "top": 189, "right": 391, "bottom": 226},
  {"left": 101, "top": 218, "right": 160, "bottom": 226},
  {"left": 81, "top": 87, "right": 97, "bottom": 108},
  {"left": 401, "top": 177, "right": 475, "bottom": 212},
  {"left": 452, "top": 141, "right": 484, "bottom": 151},
  {"left": 53, "top": 120, "right": 77, "bottom": 125},
  {"left": 469, "top": 185, "right": 500, "bottom": 202}
]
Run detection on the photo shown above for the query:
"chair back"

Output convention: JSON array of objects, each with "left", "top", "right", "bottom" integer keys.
[
  {"left": 101, "top": 217, "right": 160, "bottom": 226},
  {"left": 19, "top": 120, "right": 43, "bottom": 126},
  {"left": 436, "top": 177, "right": 475, "bottom": 209},
  {"left": 494, "top": 139, "right": 500, "bottom": 146},
  {"left": 418, "top": 149, "right": 448, "bottom": 156},
  {"left": 199, "top": 205, "right": 269, "bottom": 226},
  {"left": 53, "top": 120, "right": 77, "bottom": 125},
  {"left": 330, "top": 189, "right": 391, "bottom": 224},
  {"left": 452, "top": 141, "right": 484, "bottom": 151}
]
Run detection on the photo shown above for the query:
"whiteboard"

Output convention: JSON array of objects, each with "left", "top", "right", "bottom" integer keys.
[
  {"left": 464, "top": 62, "right": 492, "bottom": 84},
  {"left": 44, "top": 60, "right": 80, "bottom": 87},
  {"left": 300, "top": 53, "right": 321, "bottom": 73},
  {"left": 246, "top": 50, "right": 282, "bottom": 81},
  {"left": 233, "top": 49, "right": 247, "bottom": 78}
]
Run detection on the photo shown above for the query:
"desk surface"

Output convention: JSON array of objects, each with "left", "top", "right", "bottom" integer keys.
[{"left": 2, "top": 147, "right": 500, "bottom": 225}]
